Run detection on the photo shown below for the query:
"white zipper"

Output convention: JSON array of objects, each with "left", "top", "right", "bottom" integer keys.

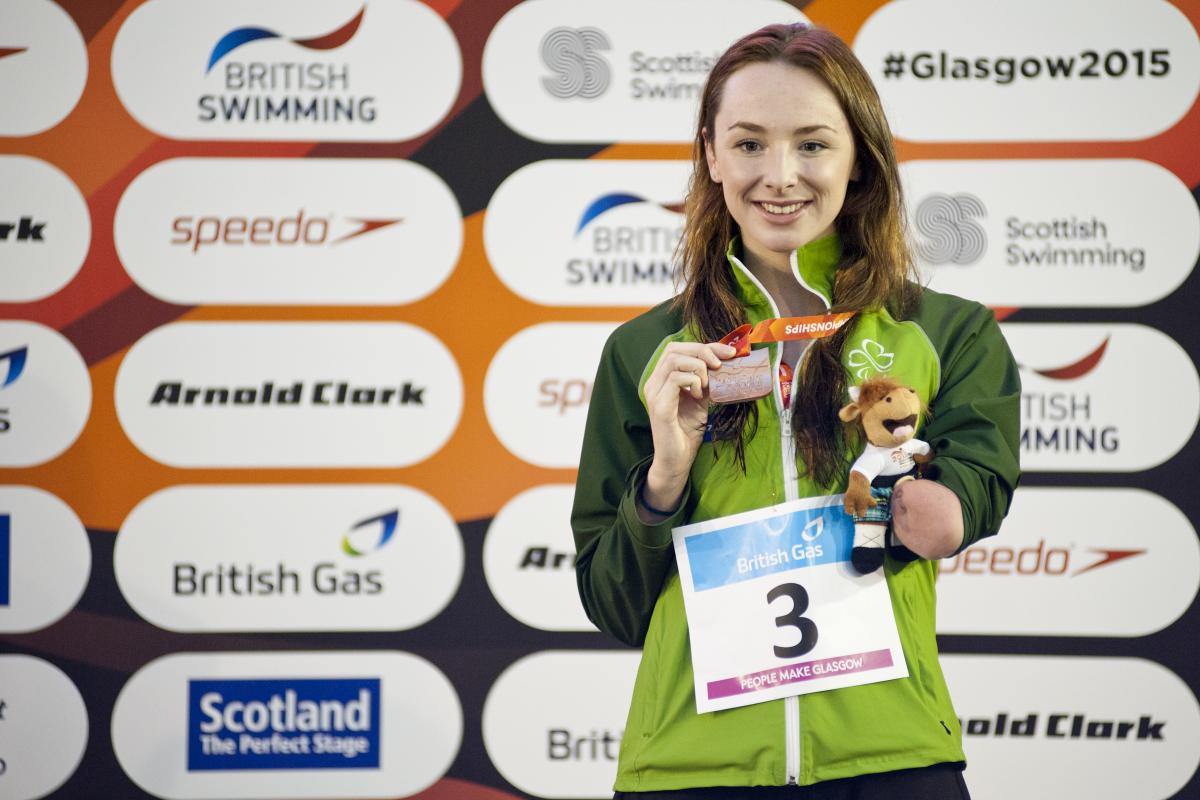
[{"left": 729, "top": 253, "right": 810, "bottom": 784}]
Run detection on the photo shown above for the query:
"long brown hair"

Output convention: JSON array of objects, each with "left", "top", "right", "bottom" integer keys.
[{"left": 678, "top": 23, "right": 919, "bottom": 487}]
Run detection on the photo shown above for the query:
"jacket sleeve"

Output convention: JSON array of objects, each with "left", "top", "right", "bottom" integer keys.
[
  {"left": 570, "top": 328, "right": 692, "bottom": 647},
  {"left": 918, "top": 299, "right": 1022, "bottom": 551}
]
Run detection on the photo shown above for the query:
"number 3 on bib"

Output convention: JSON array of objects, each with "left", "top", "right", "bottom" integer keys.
[{"left": 768, "top": 582, "right": 818, "bottom": 658}]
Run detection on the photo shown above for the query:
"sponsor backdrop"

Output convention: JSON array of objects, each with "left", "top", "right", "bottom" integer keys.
[{"left": 1, "top": 0, "right": 1198, "bottom": 798}]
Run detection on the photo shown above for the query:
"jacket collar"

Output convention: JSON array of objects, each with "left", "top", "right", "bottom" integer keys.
[{"left": 726, "top": 233, "right": 842, "bottom": 312}]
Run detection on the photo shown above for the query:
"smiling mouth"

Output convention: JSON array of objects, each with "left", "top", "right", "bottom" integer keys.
[
  {"left": 756, "top": 200, "right": 809, "bottom": 215},
  {"left": 883, "top": 414, "right": 918, "bottom": 433}
]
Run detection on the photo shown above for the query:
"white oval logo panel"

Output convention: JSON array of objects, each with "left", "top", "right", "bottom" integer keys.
[
  {"left": 1004, "top": 323, "right": 1199, "bottom": 472},
  {"left": 115, "top": 158, "right": 462, "bottom": 305},
  {"left": 0, "top": 655, "right": 88, "bottom": 800},
  {"left": 0, "top": 486, "right": 90, "bottom": 634},
  {"left": 904, "top": 160, "right": 1199, "bottom": 307},
  {"left": 855, "top": 0, "right": 1200, "bottom": 141},
  {"left": 0, "top": 156, "right": 90, "bottom": 303},
  {"left": 486, "top": 160, "right": 686, "bottom": 306},
  {"left": 117, "top": 485, "right": 462, "bottom": 632},
  {"left": 944, "top": 656, "right": 1200, "bottom": 800},
  {"left": 0, "top": 0, "right": 87, "bottom": 136},
  {"left": 0, "top": 321, "right": 91, "bottom": 467},
  {"left": 938, "top": 488, "right": 1198, "bottom": 637},
  {"left": 483, "top": 0, "right": 806, "bottom": 143},
  {"left": 115, "top": 322, "right": 462, "bottom": 467},
  {"left": 112, "top": 651, "right": 461, "bottom": 799},
  {"left": 112, "top": 0, "right": 461, "bottom": 141},
  {"left": 484, "top": 323, "right": 616, "bottom": 468},
  {"left": 483, "top": 650, "right": 638, "bottom": 799},
  {"left": 484, "top": 485, "right": 595, "bottom": 632}
]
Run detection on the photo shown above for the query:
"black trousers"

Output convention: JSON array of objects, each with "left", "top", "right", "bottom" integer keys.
[{"left": 614, "top": 762, "right": 970, "bottom": 800}]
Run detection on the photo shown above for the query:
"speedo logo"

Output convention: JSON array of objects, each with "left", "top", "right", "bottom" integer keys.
[
  {"left": 170, "top": 211, "right": 401, "bottom": 252},
  {"left": 188, "top": 677, "right": 381, "bottom": 770},
  {"left": 940, "top": 538, "right": 1145, "bottom": 577}
]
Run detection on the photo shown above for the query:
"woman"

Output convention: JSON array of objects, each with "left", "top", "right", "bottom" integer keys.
[{"left": 571, "top": 22, "right": 1020, "bottom": 799}]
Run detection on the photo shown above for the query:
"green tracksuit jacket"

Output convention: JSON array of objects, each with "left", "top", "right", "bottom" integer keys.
[{"left": 571, "top": 233, "right": 1021, "bottom": 791}]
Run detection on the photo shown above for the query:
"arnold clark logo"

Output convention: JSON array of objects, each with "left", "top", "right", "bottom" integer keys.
[
  {"left": 0, "top": 486, "right": 91, "bottom": 635},
  {"left": 113, "top": 652, "right": 461, "bottom": 798},
  {"left": 938, "top": 488, "right": 1199, "bottom": 637},
  {"left": 943, "top": 656, "right": 1200, "bottom": 800},
  {"left": 902, "top": 159, "right": 1199, "bottom": 307},
  {"left": 0, "top": 321, "right": 91, "bottom": 467},
  {"left": 0, "top": 655, "right": 88, "bottom": 800},
  {"left": 486, "top": 160, "right": 687, "bottom": 307},
  {"left": 114, "top": 322, "right": 463, "bottom": 467},
  {"left": 116, "top": 484, "right": 463, "bottom": 632},
  {"left": 855, "top": 0, "right": 1200, "bottom": 141},
  {"left": 483, "top": 0, "right": 806, "bottom": 142},
  {"left": 0, "top": 0, "right": 87, "bottom": 137},
  {"left": 111, "top": 0, "right": 461, "bottom": 141},
  {"left": 0, "top": 156, "right": 91, "bottom": 303},
  {"left": 483, "top": 651, "right": 638, "bottom": 799},
  {"left": 484, "top": 323, "right": 617, "bottom": 469},
  {"left": 115, "top": 158, "right": 461, "bottom": 305},
  {"left": 484, "top": 485, "right": 595, "bottom": 632},
  {"left": 1003, "top": 323, "right": 1200, "bottom": 472}
]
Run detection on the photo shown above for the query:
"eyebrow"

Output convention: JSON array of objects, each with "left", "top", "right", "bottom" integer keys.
[{"left": 726, "top": 122, "right": 838, "bottom": 135}]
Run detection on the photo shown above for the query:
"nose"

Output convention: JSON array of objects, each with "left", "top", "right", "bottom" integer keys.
[{"left": 763, "top": 147, "right": 800, "bottom": 192}]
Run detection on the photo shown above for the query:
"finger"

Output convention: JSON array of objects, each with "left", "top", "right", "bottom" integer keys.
[
  {"left": 665, "top": 369, "right": 705, "bottom": 400},
  {"left": 663, "top": 354, "right": 711, "bottom": 387}
]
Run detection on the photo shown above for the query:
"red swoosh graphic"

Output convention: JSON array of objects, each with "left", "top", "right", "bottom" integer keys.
[
  {"left": 1029, "top": 336, "right": 1110, "bottom": 380},
  {"left": 333, "top": 217, "right": 404, "bottom": 244},
  {"left": 0, "top": 47, "right": 27, "bottom": 60},
  {"left": 293, "top": 7, "right": 365, "bottom": 50},
  {"left": 1072, "top": 548, "right": 1146, "bottom": 576}
]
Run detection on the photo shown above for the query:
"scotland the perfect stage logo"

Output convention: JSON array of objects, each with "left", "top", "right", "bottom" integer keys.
[{"left": 187, "top": 677, "right": 381, "bottom": 770}]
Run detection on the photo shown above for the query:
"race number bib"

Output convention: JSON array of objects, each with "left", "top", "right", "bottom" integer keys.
[{"left": 672, "top": 495, "right": 908, "bottom": 713}]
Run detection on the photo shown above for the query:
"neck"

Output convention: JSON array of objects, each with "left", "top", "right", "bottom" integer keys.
[{"left": 744, "top": 246, "right": 825, "bottom": 318}]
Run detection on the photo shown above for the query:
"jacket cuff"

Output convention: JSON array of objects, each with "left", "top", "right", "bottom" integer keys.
[{"left": 619, "top": 456, "right": 692, "bottom": 549}]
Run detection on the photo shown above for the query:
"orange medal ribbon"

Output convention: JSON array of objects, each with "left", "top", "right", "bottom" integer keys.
[
  {"left": 710, "top": 312, "right": 856, "bottom": 406},
  {"left": 718, "top": 311, "right": 857, "bottom": 357}
]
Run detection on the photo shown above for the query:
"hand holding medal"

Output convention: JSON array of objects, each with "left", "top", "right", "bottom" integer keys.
[{"left": 708, "top": 312, "right": 856, "bottom": 405}]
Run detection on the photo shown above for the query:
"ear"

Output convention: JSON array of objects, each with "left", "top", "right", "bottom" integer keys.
[
  {"left": 703, "top": 127, "right": 721, "bottom": 184},
  {"left": 838, "top": 402, "right": 861, "bottom": 423}
]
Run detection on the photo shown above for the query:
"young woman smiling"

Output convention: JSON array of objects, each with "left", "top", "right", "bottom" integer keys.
[{"left": 572, "top": 23, "right": 1020, "bottom": 800}]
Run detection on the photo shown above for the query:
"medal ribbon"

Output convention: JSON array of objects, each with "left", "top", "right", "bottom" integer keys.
[{"left": 719, "top": 312, "right": 857, "bottom": 357}]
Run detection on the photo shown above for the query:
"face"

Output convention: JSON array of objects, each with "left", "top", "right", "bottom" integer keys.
[{"left": 705, "top": 61, "right": 859, "bottom": 272}]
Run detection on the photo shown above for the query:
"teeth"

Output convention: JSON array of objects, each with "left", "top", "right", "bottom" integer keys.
[{"left": 761, "top": 201, "right": 804, "bottom": 214}]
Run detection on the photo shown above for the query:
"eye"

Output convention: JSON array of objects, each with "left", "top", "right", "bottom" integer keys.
[
  {"left": 736, "top": 140, "right": 762, "bottom": 153},
  {"left": 885, "top": 397, "right": 892, "bottom": 403},
  {"left": 800, "top": 140, "right": 827, "bottom": 153}
]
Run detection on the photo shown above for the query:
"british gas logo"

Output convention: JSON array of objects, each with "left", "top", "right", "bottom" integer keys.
[
  {"left": 1003, "top": 323, "right": 1199, "bottom": 472},
  {"left": 483, "top": 0, "right": 806, "bottom": 142},
  {"left": 115, "top": 158, "right": 461, "bottom": 306},
  {"left": 113, "top": 651, "right": 461, "bottom": 798},
  {"left": 486, "top": 160, "right": 688, "bottom": 306},
  {"left": 116, "top": 485, "right": 462, "bottom": 632},
  {"left": 0, "top": 321, "right": 91, "bottom": 467},
  {"left": 938, "top": 488, "right": 1199, "bottom": 637},
  {"left": 902, "top": 160, "right": 1198, "bottom": 307},
  {"left": 112, "top": 0, "right": 460, "bottom": 141}
]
